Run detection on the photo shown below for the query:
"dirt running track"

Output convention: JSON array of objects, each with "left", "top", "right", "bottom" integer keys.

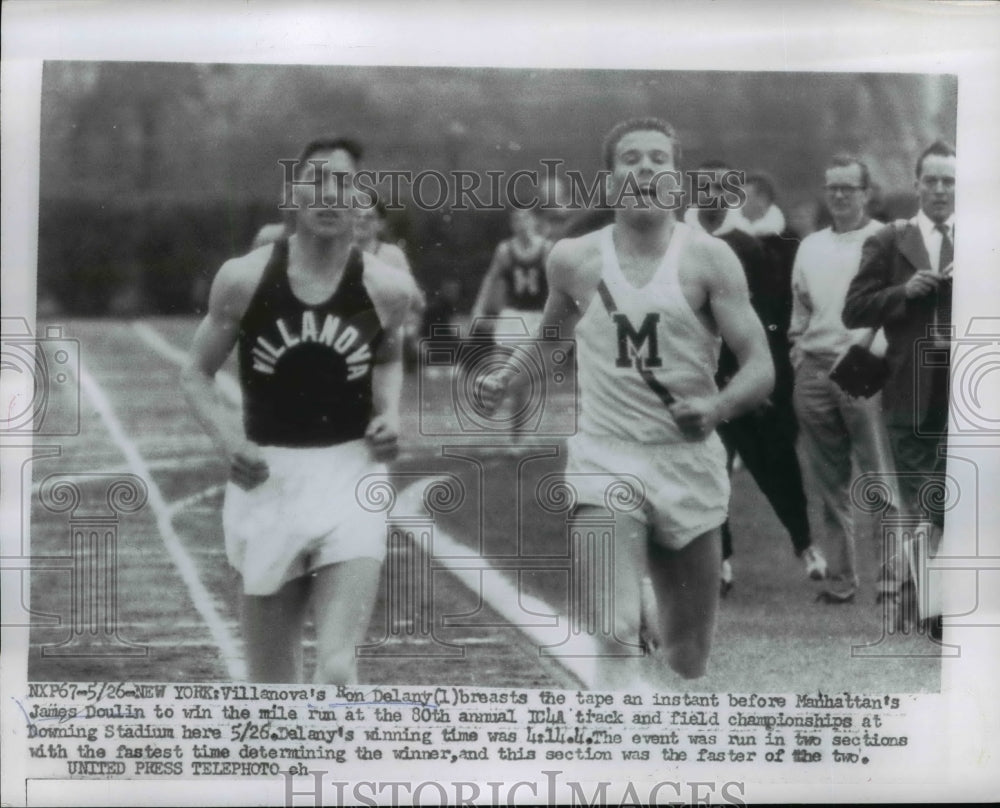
[{"left": 26, "top": 318, "right": 942, "bottom": 692}]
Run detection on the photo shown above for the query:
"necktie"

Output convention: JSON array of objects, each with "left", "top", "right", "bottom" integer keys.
[
  {"left": 934, "top": 223, "right": 953, "bottom": 335},
  {"left": 937, "top": 223, "right": 953, "bottom": 275}
]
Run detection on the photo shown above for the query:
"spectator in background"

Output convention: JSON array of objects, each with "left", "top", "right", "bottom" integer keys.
[
  {"left": 354, "top": 194, "right": 426, "bottom": 372},
  {"left": 790, "top": 155, "right": 899, "bottom": 604},
  {"left": 843, "top": 141, "right": 955, "bottom": 633},
  {"left": 739, "top": 172, "right": 789, "bottom": 238},
  {"left": 353, "top": 196, "right": 411, "bottom": 271},
  {"left": 741, "top": 174, "right": 803, "bottom": 329},
  {"left": 686, "top": 161, "right": 823, "bottom": 593}
]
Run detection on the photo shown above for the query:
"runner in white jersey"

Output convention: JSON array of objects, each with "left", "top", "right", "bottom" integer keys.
[{"left": 481, "top": 119, "right": 774, "bottom": 687}]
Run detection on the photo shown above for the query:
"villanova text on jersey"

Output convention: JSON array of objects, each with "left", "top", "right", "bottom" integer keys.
[
  {"left": 237, "top": 240, "right": 384, "bottom": 447},
  {"left": 249, "top": 311, "right": 373, "bottom": 379}
]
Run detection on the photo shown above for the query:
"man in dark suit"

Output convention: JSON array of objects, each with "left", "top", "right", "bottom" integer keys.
[{"left": 843, "top": 140, "right": 955, "bottom": 629}]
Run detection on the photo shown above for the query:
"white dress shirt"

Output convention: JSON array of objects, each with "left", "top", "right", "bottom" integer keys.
[{"left": 916, "top": 209, "right": 955, "bottom": 275}]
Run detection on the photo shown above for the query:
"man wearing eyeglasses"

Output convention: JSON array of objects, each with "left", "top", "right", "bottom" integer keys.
[
  {"left": 788, "top": 155, "right": 897, "bottom": 604},
  {"left": 843, "top": 141, "right": 955, "bottom": 633}
]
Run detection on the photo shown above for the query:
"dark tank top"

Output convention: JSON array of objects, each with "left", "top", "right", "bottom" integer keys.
[
  {"left": 237, "top": 240, "right": 383, "bottom": 447},
  {"left": 502, "top": 238, "right": 549, "bottom": 311}
]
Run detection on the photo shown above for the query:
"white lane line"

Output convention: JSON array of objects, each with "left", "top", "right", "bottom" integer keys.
[
  {"left": 391, "top": 478, "right": 593, "bottom": 687},
  {"left": 132, "top": 321, "right": 588, "bottom": 686},
  {"left": 165, "top": 484, "right": 226, "bottom": 520},
  {"left": 73, "top": 357, "right": 246, "bottom": 681},
  {"left": 132, "top": 321, "right": 241, "bottom": 406}
]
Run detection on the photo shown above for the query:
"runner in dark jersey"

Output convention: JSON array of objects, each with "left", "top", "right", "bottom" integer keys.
[
  {"left": 473, "top": 207, "right": 551, "bottom": 318},
  {"left": 471, "top": 207, "right": 552, "bottom": 433},
  {"left": 182, "top": 136, "right": 416, "bottom": 683},
  {"left": 237, "top": 239, "right": 383, "bottom": 446}
]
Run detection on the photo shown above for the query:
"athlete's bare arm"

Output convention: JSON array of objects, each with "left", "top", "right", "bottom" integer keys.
[
  {"left": 471, "top": 241, "right": 512, "bottom": 318},
  {"left": 251, "top": 222, "right": 288, "bottom": 251},
  {"left": 181, "top": 248, "right": 271, "bottom": 490},
  {"left": 537, "top": 234, "right": 603, "bottom": 339},
  {"left": 670, "top": 239, "right": 774, "bottom": 439},
  {"left": 480, "top": 235, "right": 601, "bottom": 407},
  {"left": 366, "top": 327, "right": 403, "bottom": 462},
  {"left": 364, "top": 257, "right": 419, "bottom": 461},
  {"left": 368, "top": 240, "right": 426, "bottom": 318},
  {"left": 371, "top": 242, "right": 410, "bottom": 273}
]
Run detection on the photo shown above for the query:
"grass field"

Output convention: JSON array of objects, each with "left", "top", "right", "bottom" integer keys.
[{"left": 26, "top": 317, "right": 943, "bottom": 692}]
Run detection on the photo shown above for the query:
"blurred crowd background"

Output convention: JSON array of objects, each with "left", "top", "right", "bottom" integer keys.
[{"left": 38, "top": 62, "right": 956, "bottom": 317}]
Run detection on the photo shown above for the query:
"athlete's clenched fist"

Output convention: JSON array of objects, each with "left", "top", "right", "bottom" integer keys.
[
  {"left": 475, "top": 369, "right": 511, "bottom": 416},
  {"left": 229, "top": 440, "right": 270, "bottom": 490},
  {"left": 669, "top": 397, "right": 723, "bottom": 442},
  {"left": 365, "top": 414, "right": 400, "bottom": 462}
]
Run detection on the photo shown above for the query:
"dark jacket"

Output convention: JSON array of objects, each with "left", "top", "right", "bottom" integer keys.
[
  {"left": 843, "top": 219, "right": 951, "bottom": 428},
  {"left": 717, "top": 229, "right": 796, "bottom": 405}
]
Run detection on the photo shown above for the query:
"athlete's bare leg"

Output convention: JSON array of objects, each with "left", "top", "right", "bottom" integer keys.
[
  {"left": 571, "top": 505, "right": 648, "bottom": 690},
  {"left": 311, "top": 557, "right": 383, "bottom": 685},
  {"left": 242, "top": 577, "right": 311, "bottom": 682},
  {"left": 645, "top": 525, "right": 722, "bottom": 683},
  {"left": 510, "top": 384, "right": 532, "bottom": 435}
]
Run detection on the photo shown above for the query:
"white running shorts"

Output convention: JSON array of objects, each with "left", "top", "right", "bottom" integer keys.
[
  {"left": 564, "top": 431, "right": 730, "bottom": 549},
  {"left": 223, "top": 440, "right": 388, "bottom": 595}
]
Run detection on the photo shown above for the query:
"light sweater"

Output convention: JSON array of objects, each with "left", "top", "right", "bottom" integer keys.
[{"left": 789, "top": 219, "right": 885, "bottom": 361}]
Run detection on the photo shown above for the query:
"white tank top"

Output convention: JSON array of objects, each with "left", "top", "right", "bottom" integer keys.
[{"left": 574, "top": 223, "right": 723, "bottom": 444}]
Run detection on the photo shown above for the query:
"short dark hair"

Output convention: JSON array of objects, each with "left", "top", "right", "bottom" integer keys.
[
  {"left": 602, "top": 117, "right": 680, "bottom": 169},
  {"left": 825, "top": 154, "right": 871, "bottom": 189},
  {"left": 292, "top": 135, "right": 363, "bottom": 179},
  {"left": 915, "top": 140, "right": 956, "bottom": 178},
  {"left": 745, "top": 172, "right": 778, "bottom": 202}
]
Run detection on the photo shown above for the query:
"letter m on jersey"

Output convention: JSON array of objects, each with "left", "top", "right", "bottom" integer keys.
[{"left": 613, "top": 312, "right": 662, "bottom": 369}]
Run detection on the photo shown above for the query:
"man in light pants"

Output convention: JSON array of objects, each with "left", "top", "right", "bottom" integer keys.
[{"left": 789, "top": 155, "right": 898, "bottom": 604}]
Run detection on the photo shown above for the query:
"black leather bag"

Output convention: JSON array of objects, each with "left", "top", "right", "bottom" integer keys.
[{"left": 829, "top": 343, "right": 889, "bottom": 398}]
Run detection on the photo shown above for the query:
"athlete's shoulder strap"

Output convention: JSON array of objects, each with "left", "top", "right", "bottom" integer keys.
[
  {"left": 243, "top": 238, "right": 290, "bottom": 313},
  {"left": 594, "top": 279, "right": 675, "bottom": 407},
  {"left": 259, "top": 237, "right": 288, "bottom": 275}
]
